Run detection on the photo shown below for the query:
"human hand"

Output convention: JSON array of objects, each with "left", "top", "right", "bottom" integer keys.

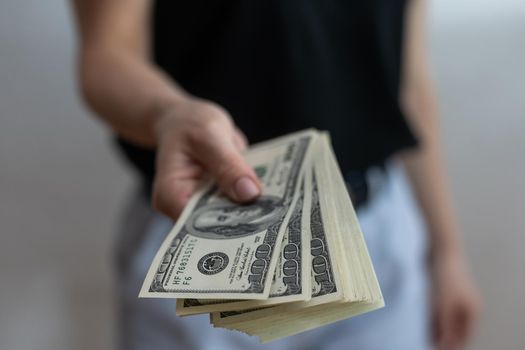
[
  {"left": 151, "top": 97, "right": 262, "bottom": 219},
  {"left": 431, "top": 250, "right": 482, "bottom": 350}
]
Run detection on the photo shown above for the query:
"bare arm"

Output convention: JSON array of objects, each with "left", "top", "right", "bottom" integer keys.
[
  {"left": 72, "top": 0, "right": 185, "bottom": 147},
  {"left": 400, "top": 0, "right": 460, "bottom": 257},
  {"left": 400, "top": 1, "right": 481, "bottom": 349},
  {"left": 71, "top": 0, "right": 261, "bottom": 218}
]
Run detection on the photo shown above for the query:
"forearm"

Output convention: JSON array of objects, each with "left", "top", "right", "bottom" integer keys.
[
  {"left": 401, "top": 79, "right": 462, "bottom": 257},
  {"left": 79, "top": 46, "right": 188, "bottom": 147},
  {"left": 402, "top": 134, "right": 462, "bottom": 257},
  {"left": 72, "top": 0, "right": 189, "bottom": 147}
]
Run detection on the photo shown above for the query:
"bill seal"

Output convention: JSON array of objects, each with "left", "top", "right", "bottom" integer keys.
[{"left": 198, "top": 252, "right": 229, "bottom": 275}]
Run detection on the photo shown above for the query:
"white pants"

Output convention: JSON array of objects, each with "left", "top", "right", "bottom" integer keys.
[{"left": 116, "top": 162, "right": 432, "bottom": 350}]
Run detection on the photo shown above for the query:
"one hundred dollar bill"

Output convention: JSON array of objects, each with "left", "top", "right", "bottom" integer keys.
[
  {"left": 210, "top": 166, "right": 343, "bottom": 326},
  {"left": 140, "top": 130, "right": 318, "bottom": 299},
  {"left": 176, "top": 176, "right": 312, "bottom": 314},
  {"left": 303, "top": 168, "right": 342, "bottom": 305}
]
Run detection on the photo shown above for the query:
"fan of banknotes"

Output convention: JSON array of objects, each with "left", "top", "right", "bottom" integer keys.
[{"left": 140, "top": 129, "right": 384, "bottom": 343}]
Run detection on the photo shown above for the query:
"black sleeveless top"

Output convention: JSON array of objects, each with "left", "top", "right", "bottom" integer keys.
[{"left": 117, "top": 0, "right": 417, "bottom": 187}]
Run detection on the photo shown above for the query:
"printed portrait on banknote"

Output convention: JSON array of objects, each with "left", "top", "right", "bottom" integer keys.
[{"left": 185, "top": 195, "right": 286, "bottom": 239}]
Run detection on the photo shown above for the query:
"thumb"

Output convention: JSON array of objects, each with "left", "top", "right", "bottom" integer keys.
[{"left": 192, "top": 135, "right": 261, "bottom": 202}]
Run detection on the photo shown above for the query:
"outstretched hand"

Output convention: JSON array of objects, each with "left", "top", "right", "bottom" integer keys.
[{"left": 152, "top": 98, "right": 262, "bottom": 219}]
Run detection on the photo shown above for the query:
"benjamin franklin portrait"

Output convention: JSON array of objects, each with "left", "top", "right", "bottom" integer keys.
[{"left": 185, "top": 195, "right": 285, "bottom": 239}]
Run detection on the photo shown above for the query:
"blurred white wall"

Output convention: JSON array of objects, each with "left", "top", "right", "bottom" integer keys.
[
  {"left": 429, "top": 2, "right": 525, "bottom": 349},
  {"left": 0, "top": 0, "right": 524, "bottom": 349},
  {"left": 0, "top": 1, "right": 133, "bottom": 349}
]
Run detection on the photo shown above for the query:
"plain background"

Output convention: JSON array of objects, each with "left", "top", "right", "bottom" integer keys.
[{"left": 1, "top": 0, "right": 524, "bottom": 349}]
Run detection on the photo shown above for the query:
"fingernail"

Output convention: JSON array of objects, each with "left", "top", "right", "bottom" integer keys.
[{"left": 234, "top": 177, "right": 260, "bottom": 201}]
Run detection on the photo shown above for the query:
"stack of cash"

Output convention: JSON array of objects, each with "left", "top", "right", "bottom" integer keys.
[{"left": 140, "top": 129, "right": 384, "bottom": 343}]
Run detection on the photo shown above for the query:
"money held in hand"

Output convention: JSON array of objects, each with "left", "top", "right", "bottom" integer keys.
[{"left": 140, "top": 129, "right": 384, "bottom": 342}]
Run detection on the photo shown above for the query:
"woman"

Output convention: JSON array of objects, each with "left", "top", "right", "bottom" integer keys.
[{"left": 72, "top": 0, "right": 481, "bottom": 349}]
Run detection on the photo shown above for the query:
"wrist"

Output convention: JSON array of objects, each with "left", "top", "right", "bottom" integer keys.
[
  {"left": 425, "top": 238, "right": 466, "bottom": 278},
  {"left": 428, "top": 226, "right": 463, "bottom": 260},
  {"left": 432, "top": 239, "right": 461, "bottom": 256},
  {"left": 151, "top": 95, "right": 195, "bottom": 144}
]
